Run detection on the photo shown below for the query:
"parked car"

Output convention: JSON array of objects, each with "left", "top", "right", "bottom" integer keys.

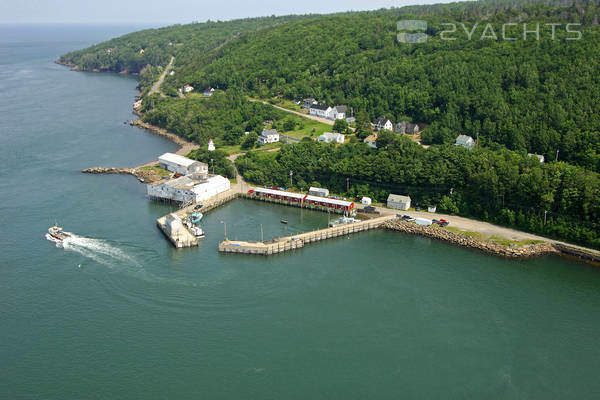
[
  {"left": 440, "top": 221, "right": 449, "bottom": 227},
  {"left": 432, "top": 219, "right": 439, "bottom": 224},
  {"left": 194, "top": 205, "right": 203, "bottom": 210}
]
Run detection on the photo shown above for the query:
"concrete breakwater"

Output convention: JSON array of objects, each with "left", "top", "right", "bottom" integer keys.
[
  {"left": 383, "top": 220, "right": 558, "bottom": 259},
  {"left": 82, "top": 167, "right": 162, "bottom": 183},
  {"left": 219, "top": 215, "right": 397, "bottom": 255}
]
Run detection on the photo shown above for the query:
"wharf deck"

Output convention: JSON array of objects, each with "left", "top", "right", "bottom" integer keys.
[
  {"left": 219, "top": 214, "right": 397, "bottom": 255},
  {"left": 156, "top": 189, "right": 241, "bottom": 248}
]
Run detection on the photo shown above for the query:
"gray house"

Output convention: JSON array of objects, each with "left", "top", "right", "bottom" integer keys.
[
  {"left": 387, "top": 194, "right": 411, "bottom": 210},
  {"left": 395, "top": 121, "right": 420, "bottom": 134}
]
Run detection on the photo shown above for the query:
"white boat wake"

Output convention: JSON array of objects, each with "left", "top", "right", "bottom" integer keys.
[{"left": 45, "top": 231, "right": 232, "bottom": 287}]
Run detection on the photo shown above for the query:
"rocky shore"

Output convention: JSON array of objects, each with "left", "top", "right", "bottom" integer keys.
[
  {"left": 82, "top": 167, "right": 163, "bottom": 183},
  {"left": 129, "top": 119, "right": 196, "bottom": 148},
  {"left": 383, "top": 220, "right": 558, "bottom": 259}
]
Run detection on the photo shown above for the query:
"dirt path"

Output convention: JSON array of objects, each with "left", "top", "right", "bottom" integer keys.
[
  {"left": 148, "top": 56, "right": 174, "bottom": 97},
  {"left": 248, "top": 98, "right": 337, "bottom": 126}
]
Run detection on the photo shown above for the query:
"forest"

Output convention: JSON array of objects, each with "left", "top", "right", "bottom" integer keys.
[{"left": 236, "top": 138, "right": 600, "bottom": 249}]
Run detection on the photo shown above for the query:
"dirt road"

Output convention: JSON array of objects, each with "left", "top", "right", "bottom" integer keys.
[{"left": 148, "top": 56, "right": 174, "bottom": 96}]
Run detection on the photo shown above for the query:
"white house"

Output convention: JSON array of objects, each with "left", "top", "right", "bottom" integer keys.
[
  {"left": 309, "top": 187, "right": 329, "bottom": 197},
  {"left": 302, "top": 98, "right": 317, "bottom": 109},
  {"left": 528, "top": 153, "right": 545, "bottom": 163},
  {"left": 183, "top": 84, "right": 194, "bottom": 93},
  {"left": 332, "top": 105, "right": 348, "bottom": 120},
  {"left": 318, "top": 132, "right": 345, "bottom": 144},
  {"left": 374, "top": 118, "right": 394, "bottom": 132},
  {"left": 147, "top": 175, "right": 230, "bottom": 203},
  {"left": 257, "top": 129, "right": 280, "bottom": 145},
  {"left": 203, "top": 87, "right": 215, "bottom": 96},
  {"left": 455, "top": 135, "right": 475, "bottom": 150},
  {"left": 361, "top": 197, "right": 372, "bottom": 205},
  {"left": 158, "top": 153, "right": 208, "bottom": 176},
  {"left": 387, "top": 194, "right": 411, "bottom": 210},
  {"left": 309, "top": 104, "right": 333, "bottom": 119},
  {"left": 364, "top": 134, "right": 377, "bottom": 149}
]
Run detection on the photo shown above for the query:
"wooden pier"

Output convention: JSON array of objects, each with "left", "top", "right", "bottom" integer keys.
[{"left": 219, "top": 214, "right": 397, "bottom": 255}]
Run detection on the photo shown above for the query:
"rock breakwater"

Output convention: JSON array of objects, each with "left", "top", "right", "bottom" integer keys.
[{"left": 383, "top": 220, "right": 558, "bottom": 259}]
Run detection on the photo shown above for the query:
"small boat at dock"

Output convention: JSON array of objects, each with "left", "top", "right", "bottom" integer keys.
[
  {"left": 328, "top": 216, "right": 361, "bottom": 228},
  {"left": 280, "top": 219, "right": 288, "bottom": 224},
  {"left": 191, "top": 212, "right": 203, "bottom": 224},
  {"left": 190, "top": 226, "right": 205, "bottom": 238}
]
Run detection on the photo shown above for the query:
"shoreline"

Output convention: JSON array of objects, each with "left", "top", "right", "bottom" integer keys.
[
  {"left": 60, "top": 60, "right": 600, "bottom": 264},
  {"left": 383, "top": 220, "right": 600, "bottom": 264}
]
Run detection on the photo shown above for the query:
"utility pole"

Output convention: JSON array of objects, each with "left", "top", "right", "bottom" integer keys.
[
  {"left": 220, "top": 220, "right": 227, "bottom": 239},
  {"left": 289, "top": 170, "right": 293, "bottom": 187},
  {"left": 346, "top": 177, "right": 350, "bottom": 192},
  {"left": 555, "top": 149, "right": 559, "bottom": 162},
  {"left": 544, "top": 210, "right": 548, "bottom": 225}
]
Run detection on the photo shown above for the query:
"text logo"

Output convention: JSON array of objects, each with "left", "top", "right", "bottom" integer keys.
[{"left": 397, "top": 20, "right": 428, "bottom": 44}]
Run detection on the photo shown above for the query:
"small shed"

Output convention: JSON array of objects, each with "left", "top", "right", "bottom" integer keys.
[
  {"left": 428, "top": 206, "right": 437, "bottom": 213},
  {"left": 165, "top": 213, "right": 184, "bottom": 235},
  {"left": 361, "top": 197, "right": 372, "bottom": 205},
  {"left": 309, "top": 187, "right": 329, "bottom": 197},
  {"left": 387, "top": 194, "right": 411, "bottom": 210}
]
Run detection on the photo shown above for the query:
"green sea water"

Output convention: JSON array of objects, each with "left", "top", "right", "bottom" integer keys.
[{"left": 1, "top": 25, "right": 600, "bottom": 399}]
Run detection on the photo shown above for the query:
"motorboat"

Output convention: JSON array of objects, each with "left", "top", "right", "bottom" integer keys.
[
  {"left": 328, "top": 216, "right": 361, "bottom": 228},
  {"left": 190, "top": 226, "right": 205, "bottom": 238},
  {"left": 46, "top": 225, "right": 71, "bottom": 243},
  {"left": 191, "top": 212, "right": 203, "bottom": 224}
]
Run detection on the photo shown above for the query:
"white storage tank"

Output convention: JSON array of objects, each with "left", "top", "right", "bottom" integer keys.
[{"left": 415, "top": 218, "right": 432, "bottom": 226}]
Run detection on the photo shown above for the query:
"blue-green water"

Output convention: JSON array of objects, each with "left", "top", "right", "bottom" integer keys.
[{"left": 2, "top": 25, "right": 600, "bottom": 399}]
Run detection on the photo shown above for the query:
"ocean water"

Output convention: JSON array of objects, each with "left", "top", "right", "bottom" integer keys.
[{"left": 1, "top": 25, "right": 600, "bottom": 399}]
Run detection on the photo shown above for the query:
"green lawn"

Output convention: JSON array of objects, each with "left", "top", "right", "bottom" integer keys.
[{"left": 139, "top": 165, "right": 171, "bottom": 176}]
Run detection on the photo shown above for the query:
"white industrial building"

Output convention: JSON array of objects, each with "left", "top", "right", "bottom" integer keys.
[
  {"left": 309, "top": 187, "right": 330, "bottom": 197},
  {"left": 387, "top": 194, "right": 411, "bottom": 210},
  {"left": 147, "top": 175, "right": 231, "bottom": 203},
  {"left": 158, "top": 153, "right": 208, "bottom": 176},
  {"left": 318, "top": 132, "right": 345, "bottom": 144}
]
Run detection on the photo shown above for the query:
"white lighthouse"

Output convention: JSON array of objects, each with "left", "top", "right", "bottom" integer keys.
[{"left": 207, "top": 138, "right": 215, "bottom": 152}]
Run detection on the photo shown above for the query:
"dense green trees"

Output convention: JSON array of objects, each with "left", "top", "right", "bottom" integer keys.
[
  {"left": 236, "top": 138, "right": 600, "bottom": 248},
  {"left": 140, "top": 90, "right": 292, "bottom": 148}
]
